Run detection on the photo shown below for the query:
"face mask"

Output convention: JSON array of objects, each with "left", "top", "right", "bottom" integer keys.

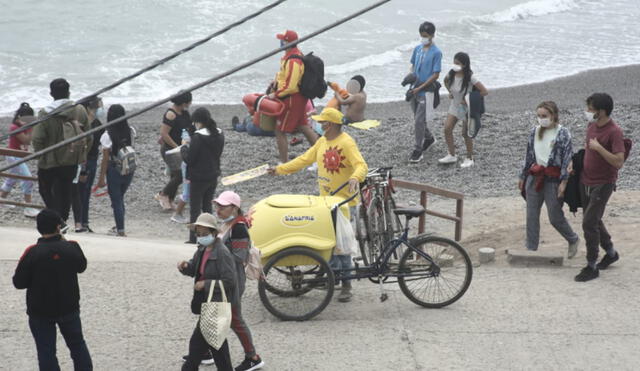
[
  {"left": 280, "top": 40, "right": 286, "bottom": 48},
  {"left": 197, "top": 234, "right": 214, "bottom": 246},
  {"left": 584, "top": 111, "right": 596, "bottom": 121},
  {"left": 537, "top": 117, "right": 552, "bottom": 127},
  {"left": 95, "top": 107, "right": 106, "bottom": 121},
  {"left": 313, "top": 120, "right": 324, "bottom": 135},
  {"left": 420, "top": 37, "right": 432, "bottom": 46},
  {"left": 451, "top": 65, "right": 462, "bottom": 72},
  {"left": 222, "top": 215, "right": 235, "bottom": 223}
]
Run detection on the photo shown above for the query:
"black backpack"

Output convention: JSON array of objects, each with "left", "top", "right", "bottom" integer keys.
[{"left": 287, "top": 52, "right": 327, "bottom": 100}]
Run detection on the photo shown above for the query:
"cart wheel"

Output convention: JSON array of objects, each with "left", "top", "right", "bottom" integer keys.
[
  {"left": 259, "top": 247, "right": 335, "bottom": 321},
  {"left": 398, "top": 235, "right": 472, "bottom": 308}
]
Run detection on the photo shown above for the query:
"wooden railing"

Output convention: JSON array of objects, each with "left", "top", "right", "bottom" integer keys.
[
  {"left": 392, "top": 179, "right": 464, "bottom": 241},
  {"left": 0, "top": 147, "right": 45, "bottom": 209}
]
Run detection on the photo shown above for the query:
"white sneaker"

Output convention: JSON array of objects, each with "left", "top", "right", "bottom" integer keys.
[
  {"left": 23, "top": 207, "right": 39, "bottom": 218},
  {"left": 460, "top": 158, "right": 475, "bottom": 168},
  {"left": 306, "top": 163, "right": 318, "bottom": 172},
  {"left": 171, "top": 214, "right": 188, "bottom": 224},
  {"left": 438, "top": 154, "right": 458, "bottom": 164}
]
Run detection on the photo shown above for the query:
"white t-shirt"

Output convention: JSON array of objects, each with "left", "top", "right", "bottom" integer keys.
[
  {"left": 534, "top": 125, "right": 560, "bottom": 166},
  {"left": 100, "top": 127, "right": 136, "bottom": 150}
]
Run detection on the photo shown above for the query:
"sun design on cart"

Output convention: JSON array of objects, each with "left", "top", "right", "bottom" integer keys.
[{"left": 323, "top": 146, "right": 346, "bottom": 174}]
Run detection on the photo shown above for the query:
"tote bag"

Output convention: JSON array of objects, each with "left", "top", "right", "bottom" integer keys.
[{"left": 199, "top": 280, "right": 232, "bottom": 350}]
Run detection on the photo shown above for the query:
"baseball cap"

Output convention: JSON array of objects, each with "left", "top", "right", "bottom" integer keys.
[
  {"left": 311, "top": 107, "right": 344, "bottom": 125},
  {"left": 276, "top": 30, "right": 298, "bottom": 42},
  {"left": 213, "top": 191, "right": 242, "bottom": 208}
]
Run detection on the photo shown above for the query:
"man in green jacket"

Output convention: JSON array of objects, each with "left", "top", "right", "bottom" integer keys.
[{"left": 32, "top": 78, "right": 90, "bottom": 228}]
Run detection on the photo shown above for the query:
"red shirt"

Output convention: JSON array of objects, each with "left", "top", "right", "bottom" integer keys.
[
  {"left": 8, "top": 122, "right": 31, "bottom": 151},
  {"left": 198, "top": 249, "right": 212, "bottom": 281},
  {"left": 581, "top": 119, "right": 625, "bottom": 186}
]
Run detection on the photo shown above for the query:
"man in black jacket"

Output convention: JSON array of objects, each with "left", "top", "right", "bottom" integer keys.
[{"left": 13, "top": 209, "right": 93, "bottom": 370}]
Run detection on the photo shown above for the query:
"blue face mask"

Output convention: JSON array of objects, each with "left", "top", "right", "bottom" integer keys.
[
  {"left": 222, "top": 215, "right": 235, "bottom": 223},
  {"left": 312, "top": 120, "right": 324, "bottom": 135},
  {"left": 197, "top": 234, "right": 215, "bottom": 246},
  {"left": 280, "top": 40, "right": 286, "bottom": 48},
  {"left": 95, "top": 107, "right": 106, "bottom": 121}
]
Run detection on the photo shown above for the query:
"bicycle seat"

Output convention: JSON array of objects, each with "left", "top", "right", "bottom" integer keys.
[{"left": 393, "top": 206, "right": 425, "bottom": 218}]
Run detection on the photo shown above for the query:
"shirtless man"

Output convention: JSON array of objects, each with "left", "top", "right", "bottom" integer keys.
[{"left": 334, "top": 75, "right": 367, "bottom": 123}]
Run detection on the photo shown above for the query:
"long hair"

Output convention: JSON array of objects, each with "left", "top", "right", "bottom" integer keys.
[
  {"left": 13, "top": 102, "right": 34, "bottom": 124},
  {"left": 536, "top": 101, "right": 559, "bottom": 139},
  {"left": 106, "top": 104, "right": 132, "bottom": 154},
  {"left": 191, "top": 107, "right": 219, "bottom": 137},
  {"left": 446, "top": 52, "right": 472, "bottom": 94}
]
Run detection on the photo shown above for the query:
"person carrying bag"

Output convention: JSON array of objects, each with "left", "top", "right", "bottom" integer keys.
[{"left": 200, "top": 280, "right": 232, "bottom": 350}]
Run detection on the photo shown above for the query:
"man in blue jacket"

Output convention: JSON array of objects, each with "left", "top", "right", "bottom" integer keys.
[{"left": 13, "top": 209, "right": 92, "bottom": 370}]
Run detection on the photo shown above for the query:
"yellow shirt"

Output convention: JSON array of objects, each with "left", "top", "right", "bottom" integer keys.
[
  {"left": 275, "top": 49, "right": 304, "bottom": 98},
  {"left": 276, "top": 132, "right": 368, "bottom": 206}
]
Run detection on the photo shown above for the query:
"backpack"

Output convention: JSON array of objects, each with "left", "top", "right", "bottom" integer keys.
[
  {"left": 288, "top": 52, "right": 328, "bottom": 100},
  {"left": 114, "top": 145, "right": 137, "bottom": 176},
  {"left": 245, "top": 241, "right": 265, "bottom": 281},
  {"left": 57, "top": 119, "right": 89, "bottom": 165}
]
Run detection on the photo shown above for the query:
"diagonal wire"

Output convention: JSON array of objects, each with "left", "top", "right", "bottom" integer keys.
[
  {"left": 0, "top": 0, "right": 392, "bottom": 173},
  {"left": 1, "top": 0, "right": 287, "bottom": 141}
]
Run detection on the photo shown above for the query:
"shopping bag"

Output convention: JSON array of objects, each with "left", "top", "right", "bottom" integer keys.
[
  {"left": 199, "top": 280, "right": 232, "bottom": 350},
  {"left": 334, "top": 207, "right": 357, "bottom": 256}
]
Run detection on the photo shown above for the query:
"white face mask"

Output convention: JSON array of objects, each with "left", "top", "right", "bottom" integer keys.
[
  {"left": 537, "top": 117, "right": 552, "bottom": 127},
  {"left": 451, "top": 65, "right": 462, "bottom": 72},
  {"left": 197, "top": 234, "right": 214, "bottom": 246},
  {"left": 584, "top": 111, "right": 596, "bottom": 122},
  {"left": 420, "top": 37, "right": 432, "bottom": 46}
]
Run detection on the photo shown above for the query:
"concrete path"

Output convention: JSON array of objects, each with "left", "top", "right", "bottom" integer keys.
[{"left": 2, "top": 227, "right": 639, "bottom": 370}]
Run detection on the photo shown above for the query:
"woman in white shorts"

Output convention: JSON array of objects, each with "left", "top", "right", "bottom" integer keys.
[{"left": 439, "top": 52, "right": 489, "bottom": 168}]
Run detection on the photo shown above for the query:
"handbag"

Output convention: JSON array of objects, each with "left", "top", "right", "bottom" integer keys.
[{"left": 199, "top": 280, "right": 232, "bottom": 350}]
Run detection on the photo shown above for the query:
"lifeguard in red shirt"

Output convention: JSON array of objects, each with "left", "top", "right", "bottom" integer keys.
[{"left": 267, "top": 30, "right": 318, "bottom": 163}]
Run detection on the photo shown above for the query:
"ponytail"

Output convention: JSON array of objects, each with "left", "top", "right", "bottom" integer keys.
[
  {"left": 13, "top": 102, "right": 34, "bottom": 124},
  {"left": 192, "top": 107, "right": 219, "bottom": 136}
]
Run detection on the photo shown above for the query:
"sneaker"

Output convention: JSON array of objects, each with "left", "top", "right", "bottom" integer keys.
[
  {"left": 421, "top": 137, "right": 436, "bottom": 152},
  {"left": 337, "top": 285, "right": 353, "bottom": 303},
  {"left": 235, "top": 356, "right": 265, "bottom": 371},
  {"left": 23, "top": 207, "right": 39, "bottom": 218},
  {"left": 83, "top": 225, "right": 94, "bottom": 233},
  {"left": 460, "top": 158, "right": 475, "bottom": 168},
  {"left": 182, "top": 352, "right": 215, "bottom": 365},
  {"left": 60, "top": 222, "right": 69, "bottom": 235},
  {"left": 231, "top": 115, "right": 240, "bottom": 130},
  {"left": 75, "top": 227, "right": 88, "bottom": 233},
  {"left": 438, "top": 154, "right": 458, "bottom": 164},
  {"left": 171, "top": 214, "right": 188, "bottom": 224},
  {"left": 107, "top": 228, "right": 126, "bottom": 237},
  {"left": 289, "top": 137, "right": 303, "bottom": 146},
  {"left": 154, "top": 192, "right": 172, "bottom": 210},
  {"left": 306, "top": 162, "right": 318, "bottom": 172},
  {"left": 574, "top": 266, "right": 599, "bottom": 282},
  {"left": 596, "top": 251, "right": 619, "bottom": 270},
  {"left": 567, "top": 238, "right": 580, "bottom": 259},
  {"left": 408, "top": 150, "right": 423, "bottom": 163}
]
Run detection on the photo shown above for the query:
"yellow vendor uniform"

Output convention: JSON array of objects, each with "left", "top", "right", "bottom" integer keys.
[{"left": 275, "top": 109, "right": 368, "bottom": 205}]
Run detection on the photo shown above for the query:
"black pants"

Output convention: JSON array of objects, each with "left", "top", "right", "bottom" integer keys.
[
  {"left": 160, "top": 146, "right": 182, "bottom": 201},
  {"left": 580, "top": 183, "right": 615, "bottom": 264},
  {"left": 38, "top": 165, "right": 77, "bottom": 222},
  {"left": 188, "top": 179, "right": 217, "bottom": 242},
  {"left": 29, "top": 311, "right": 93, "bottom": 371},
  {"left": 182, "top": 322, "right": 232, "bottom": 371}
]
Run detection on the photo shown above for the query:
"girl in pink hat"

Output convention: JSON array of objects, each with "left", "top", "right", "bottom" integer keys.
[{"left": 214, "top": 191, "right": 264, "bottom": 371}]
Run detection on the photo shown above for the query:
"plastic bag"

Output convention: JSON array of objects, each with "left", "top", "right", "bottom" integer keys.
[
  {"left": 245, "top": 242, "right": 265, "bottom": 280},
  {"left": 334, "top": 207, "right": 357, "bottom": 256}
]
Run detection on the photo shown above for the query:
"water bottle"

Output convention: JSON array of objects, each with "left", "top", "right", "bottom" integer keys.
[{"left": 181, "top": 129, "right": 190, "bottom": 144}]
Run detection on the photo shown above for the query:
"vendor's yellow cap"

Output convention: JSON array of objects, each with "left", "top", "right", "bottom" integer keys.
[{"left": 311, "top": 107, "right": 344, "bottom": 124}]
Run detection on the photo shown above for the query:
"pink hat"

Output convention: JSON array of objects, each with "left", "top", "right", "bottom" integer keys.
[{"left": 214, "top": 191, "right": 241, "bottom": 208}]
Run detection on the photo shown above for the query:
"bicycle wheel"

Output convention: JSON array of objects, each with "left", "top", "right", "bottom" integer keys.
[
  {"left": 354, "top": 204, "right": 370, "bottom": 266},
  {"left": 365, "top": 197, "right": 385, "bottom": 264},
  {"left": 398, "top": 235, "right": 472, "bottom": 308},
  {"left": 258, "top": 247, "right": 334, "bottom": 321},
  {"left": 384, "top": 196, "right": 404, "bottom": 262}
]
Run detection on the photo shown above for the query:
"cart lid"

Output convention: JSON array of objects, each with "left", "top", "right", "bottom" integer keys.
[{"left": 265, "top": 194, "right": 317, "bottom": 208}]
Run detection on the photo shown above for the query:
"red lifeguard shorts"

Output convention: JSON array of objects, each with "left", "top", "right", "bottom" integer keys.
[{"left": 276, "top": 93, "right": 309, "bottom": 133}]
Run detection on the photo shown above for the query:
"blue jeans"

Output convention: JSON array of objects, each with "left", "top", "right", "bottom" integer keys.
[
  {"left": 78, "top": 158, "right": 98, "bottom": 226},
  {"left": 1, "top": 156, "right": 34, "bottom": 195},
  {"left": 28, "top": 311, "right": 92, "bottom": 371},
  {"left": 180, "top": 162, "right": 190, "bottom": 203},
  {"left": 106, "top": 164, "right": 134, "bottom": 233}
]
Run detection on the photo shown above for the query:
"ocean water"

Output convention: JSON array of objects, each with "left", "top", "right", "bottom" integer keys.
[{"left": 1, "top": 0, "right": 639, "bottom": 114}]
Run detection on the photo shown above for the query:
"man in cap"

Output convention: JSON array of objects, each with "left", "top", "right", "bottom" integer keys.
[
  {"left": 268, "top": 30, "right": 318, "bottom": 163},
  {"left": 269, "top": 107, "right": 368, "bottom": 302},
  {"left": 13, "top": 209, "right": 92, "bottom": 370}
]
